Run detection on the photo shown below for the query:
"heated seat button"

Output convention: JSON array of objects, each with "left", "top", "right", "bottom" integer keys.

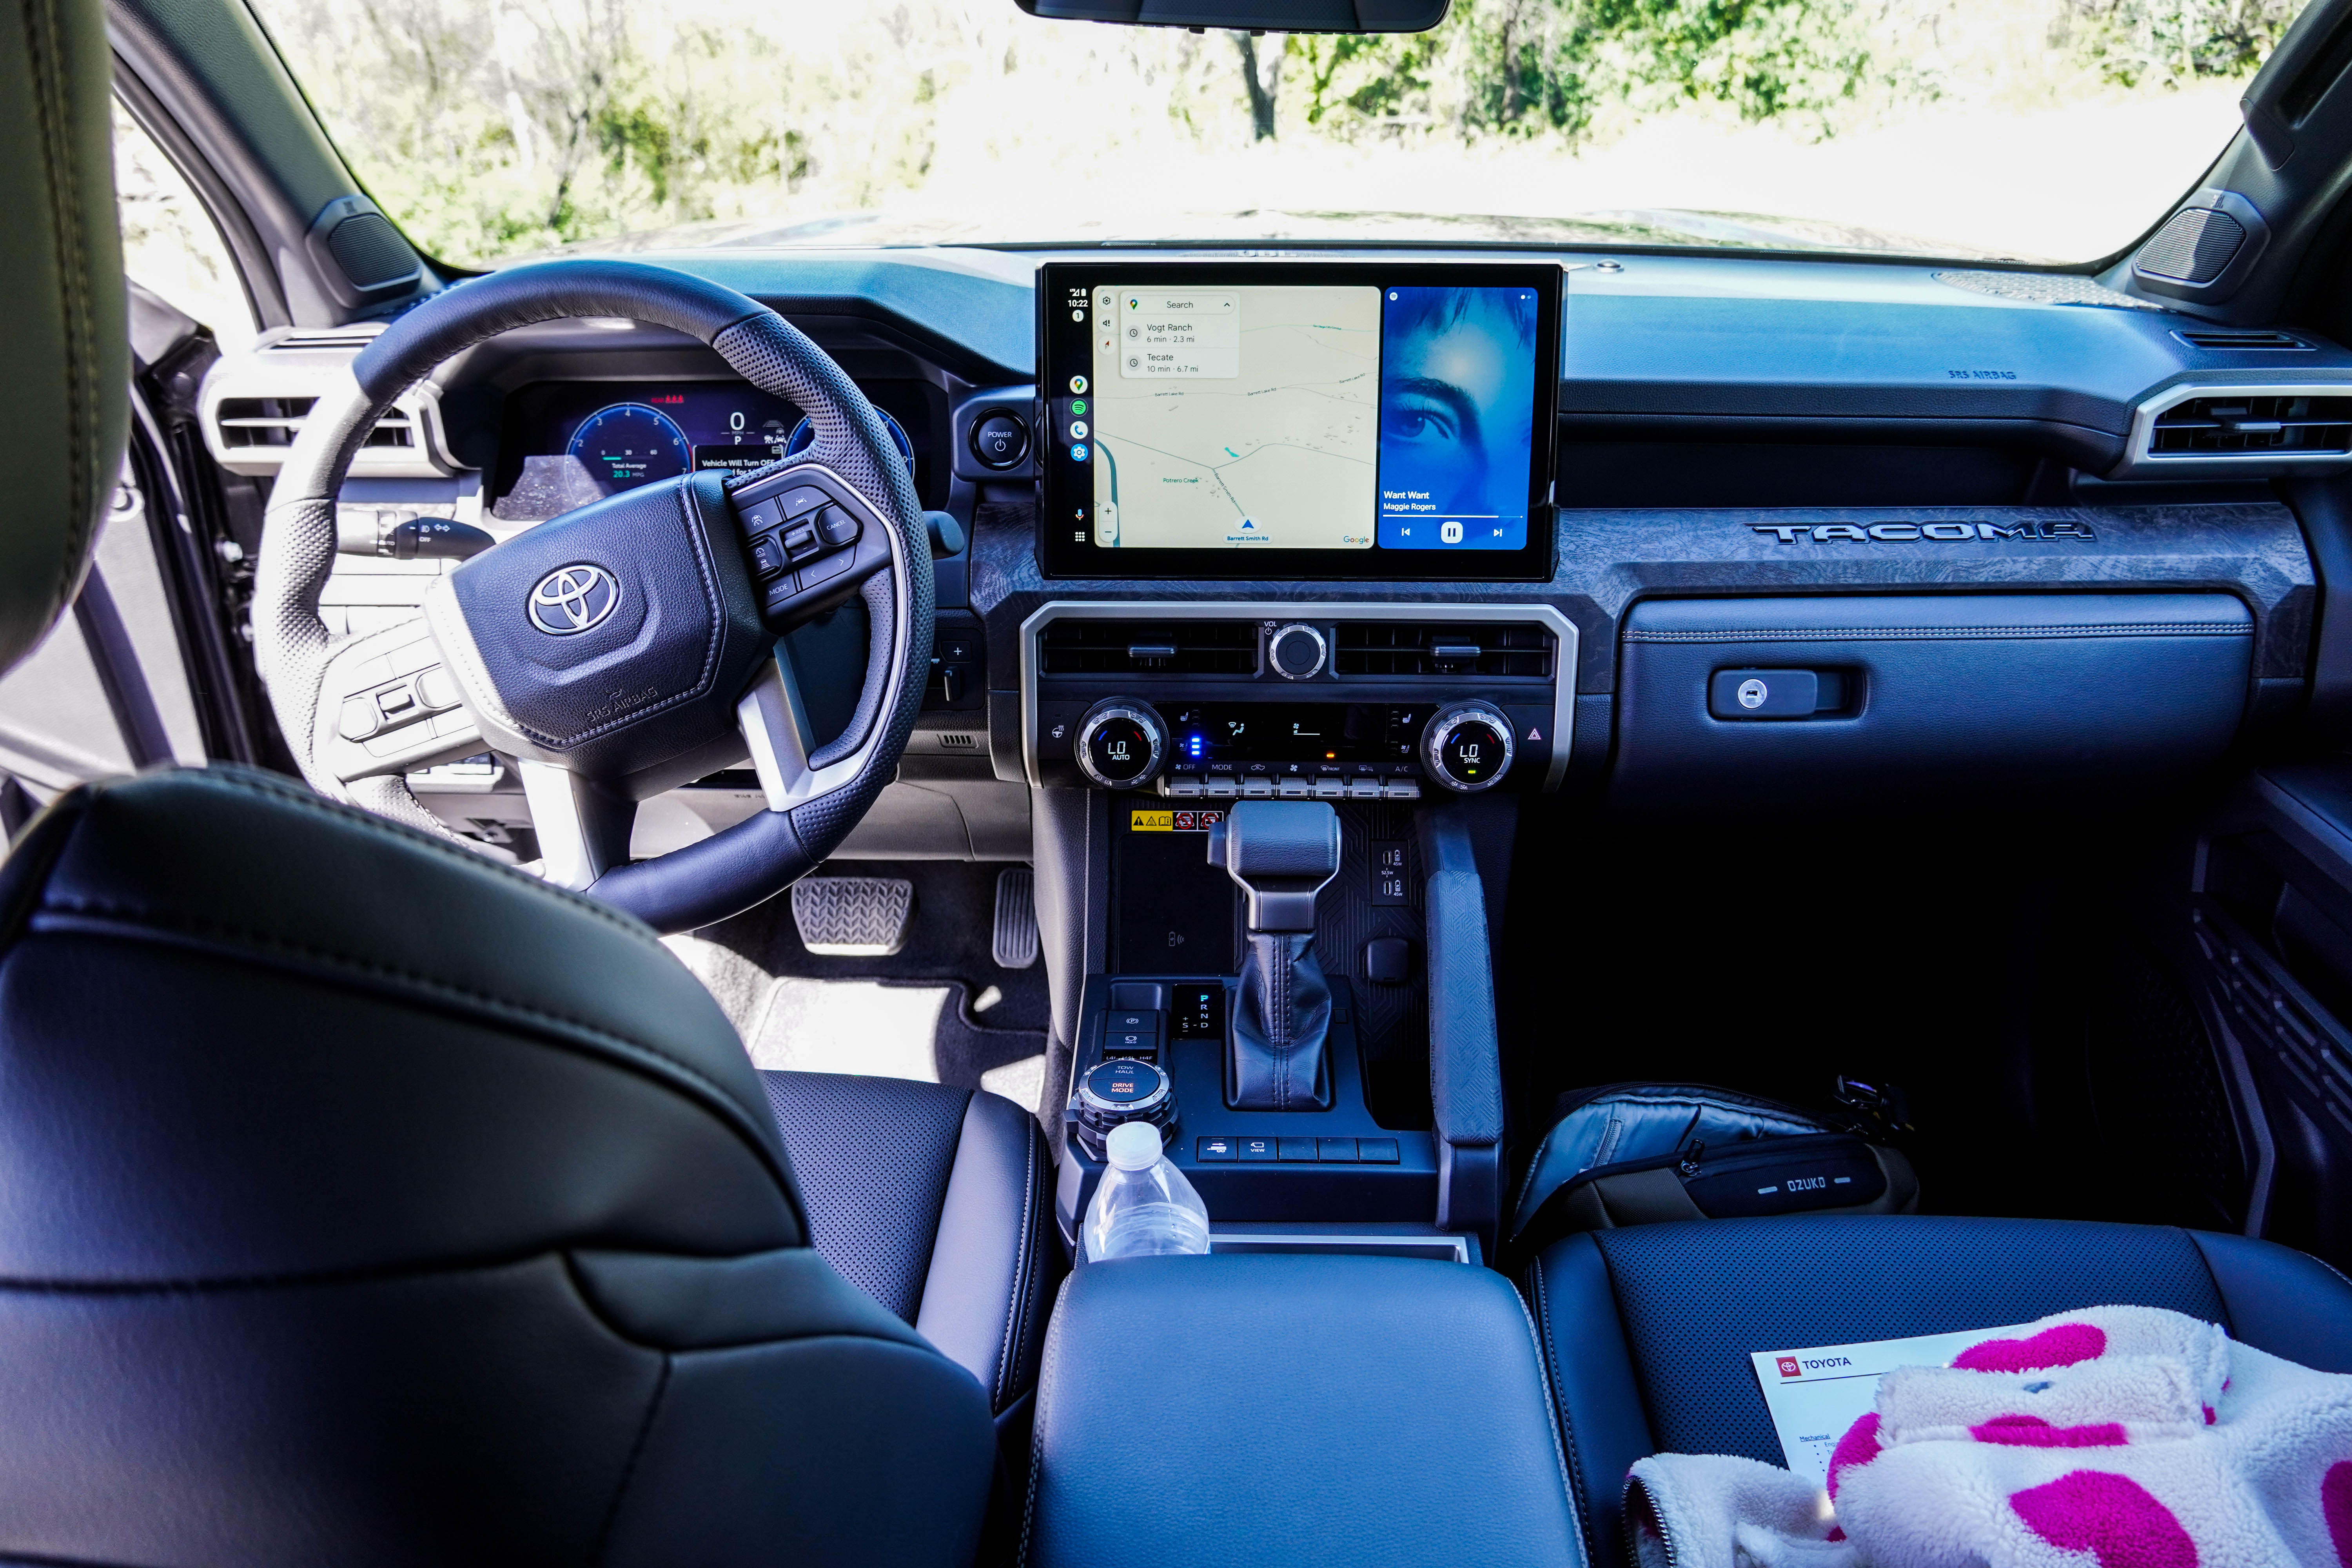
[
  {"left": 1358, "top": 1138, "right": 1400, "bottom": 1164},
  {"left": 1317, "top": 1138, "right": 1359, "bottom": 1162},
  {"left": 1277, "top": 1137, "right": 1319, "bottom": 1163}
]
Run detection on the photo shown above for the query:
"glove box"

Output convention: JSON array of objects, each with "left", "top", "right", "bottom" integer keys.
[{"left": 1610, "top": 593, "right": 2254, "bottom": 809}]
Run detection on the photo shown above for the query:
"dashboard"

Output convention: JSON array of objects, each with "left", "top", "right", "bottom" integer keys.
[{"left": 205, "top": 241, "right": 2352, "bottom": 825}]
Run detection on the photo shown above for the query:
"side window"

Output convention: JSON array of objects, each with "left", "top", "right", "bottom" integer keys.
[{"left": 112, "top": 101, "right": 254, "bottom": 353}]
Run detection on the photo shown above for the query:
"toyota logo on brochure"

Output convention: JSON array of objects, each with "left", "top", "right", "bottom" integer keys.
[
  {"left": 528, "top": 564, "right": 621, "bottom": 635},
  {"left": 1777, "top": 1357, "right": 1803, "bottom": 1378}
]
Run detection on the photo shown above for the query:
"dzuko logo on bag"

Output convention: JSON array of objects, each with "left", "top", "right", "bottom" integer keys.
[{"left": 1777, "top": 1356, "right": 1803, "bottom": 1378}]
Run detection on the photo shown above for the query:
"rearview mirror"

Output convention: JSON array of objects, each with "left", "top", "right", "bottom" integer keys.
[{"left": 1015, "top": 0, "right": 1448, "bottom": 33}]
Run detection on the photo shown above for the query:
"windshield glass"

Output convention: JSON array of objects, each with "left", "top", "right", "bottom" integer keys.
[{"left": 250, "top": 0, "right": 2309, "bottom": 267}]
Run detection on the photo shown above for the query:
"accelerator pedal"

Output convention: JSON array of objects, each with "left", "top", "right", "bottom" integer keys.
[
  {"left": 791, "top": 876, "right": 914, "bottom": 956},
  {"left": 993, "top": 867, "right": 1039, "bottom": 969}
]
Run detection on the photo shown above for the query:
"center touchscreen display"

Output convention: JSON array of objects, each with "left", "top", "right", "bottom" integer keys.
[{"left": 1038, "top": 262, "right": 1560, "bottom": 582}]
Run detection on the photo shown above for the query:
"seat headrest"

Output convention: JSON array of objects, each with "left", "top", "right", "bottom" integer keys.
[{"left": 0, "top": 0, "right": 128, "bottom": 675}]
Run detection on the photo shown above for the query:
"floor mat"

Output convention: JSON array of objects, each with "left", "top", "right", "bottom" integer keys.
[{"left": 668, "top": 859, "right": 1050, "bottom": 1116}]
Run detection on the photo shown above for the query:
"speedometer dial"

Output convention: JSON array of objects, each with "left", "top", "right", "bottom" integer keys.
[{"left": 567, "top": 403, "right": 691, "bottom": 492}]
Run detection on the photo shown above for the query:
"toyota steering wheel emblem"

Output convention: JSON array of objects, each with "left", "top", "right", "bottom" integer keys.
[{"left": 528, "top": 564, "right": 621, "bottom": 635}]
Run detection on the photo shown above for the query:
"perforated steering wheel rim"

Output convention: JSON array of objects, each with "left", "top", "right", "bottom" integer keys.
[{"left": 251, "top": 260, "right": 935, "bottom": 934}]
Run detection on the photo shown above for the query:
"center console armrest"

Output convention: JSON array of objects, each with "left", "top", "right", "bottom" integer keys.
[{"left": 1026, "top": 1254, "right": 1582, "bottom": 1568}]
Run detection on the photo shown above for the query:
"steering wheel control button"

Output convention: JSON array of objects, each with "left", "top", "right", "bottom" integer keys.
[
  {"left": 1076, "top": 699, "right": 1167, "bottom": 790},
  {"left": 1709, "top": 668, "right": 1821, "bottom": 719},
  {"left": 780, "top": 486, "right": 829, "bottom": 519},
  {"left": 527, "top": 563, "right": 622, "bottom": 636},
  {"left": 338, "top": 697, "right": 380, "bottom": 741},
  {"left": 416, "top": 667, "right": 461, "bottom": 710},
  {"left": 817, "top": 507, "right": 861, "bottom": 549},
  {"left": 800, "top": 549, "right": 854, "bottom": 589},
  {"left": 1421, "top": 701, "right": 1515, "bottom": 793},
  {"left": 971, "top": 410, "right": 1029, "bottom": 470},
  {"left": 783, "top": 524, "right": 821, "bottom": 561},
  {"left": 1267, "top": 622, "right": 1328, "bottom": 681},
  {"left": 749, "top": 535, "right": 786, "bottom": 578}
]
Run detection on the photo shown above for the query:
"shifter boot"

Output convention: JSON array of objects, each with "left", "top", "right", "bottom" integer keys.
[{"left": 1230, "top": 931, "right": 1334, "bottom": 1110}]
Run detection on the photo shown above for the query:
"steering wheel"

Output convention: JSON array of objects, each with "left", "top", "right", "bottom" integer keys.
[{"left": 251, "top": 260, "right": 934, "bottom": 935}]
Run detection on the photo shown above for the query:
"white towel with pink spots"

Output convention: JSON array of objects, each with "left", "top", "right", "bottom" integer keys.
[{"left": 1624, "top": 1305, "right": 2352, "bottom": 1568}]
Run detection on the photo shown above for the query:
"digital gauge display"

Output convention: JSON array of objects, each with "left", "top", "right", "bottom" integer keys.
[
  {"left": 566, "top": 403, "right": 690, "bottom": 491},
  {"left": 491, "top": 379, "right": 941, "bottom": 523}
]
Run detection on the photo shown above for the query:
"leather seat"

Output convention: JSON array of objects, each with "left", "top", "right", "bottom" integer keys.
[
  {"left": 763, "top": 1070, "right": 1054, "bottom": 1415},
  {"left": 0, "top": 768, "right": 1039, "bottom": 1564},
  {"left": 1523, "top": 1214, "right": 2352, "bottom": 1568},
  {"left": 0, "top": 6, "right": 1051, "bottom": 1555}
]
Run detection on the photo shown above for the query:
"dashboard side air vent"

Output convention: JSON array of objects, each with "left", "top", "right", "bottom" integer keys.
[
  {"left": 1334, "top": 622, "right": 1552, "bottom": 678},
  {"left": 2173, "top": 329, "right": 2311, "bottom": 351},
  {"left": 2149, "top": 394, "right": 2352, "bottom": 457},
  {"left": 1040, "top": 619, "right": 1256, "bottom": 676},
  {"left": 215, "top": 396, "right": 414, "bottom": 450},
  {"left": 267, "top": 328, "right": 384, "bottom": 353}
]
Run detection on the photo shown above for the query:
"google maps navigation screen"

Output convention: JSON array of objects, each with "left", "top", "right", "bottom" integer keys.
[{"left": 1038, "top": 263, "right": 1561, "bottom": 582}]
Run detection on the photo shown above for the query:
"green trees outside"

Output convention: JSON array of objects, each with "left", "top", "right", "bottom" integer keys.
[{"left": 250, "top": 0, "right": 2305, "bottom": 265}]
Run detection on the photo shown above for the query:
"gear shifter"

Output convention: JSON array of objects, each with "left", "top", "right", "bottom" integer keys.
[{"left": 1208, "top": 800, "right": 1341, "bottom": 1111}]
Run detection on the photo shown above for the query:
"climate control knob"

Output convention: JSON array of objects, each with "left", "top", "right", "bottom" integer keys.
[
  {"left": 1420, "top": 700, "right": 1515, "bottom": 793},
  {"left": 1267, "top": 622, "right": 1327, "bottom": 681},
  {"left": 1075, "top": 697, "right": 1168, "bottom": 790}
]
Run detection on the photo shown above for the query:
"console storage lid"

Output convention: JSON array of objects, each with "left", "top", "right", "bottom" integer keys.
[{"left": 1026, "top": 1254, "right": 1581, "bottom": 1568}]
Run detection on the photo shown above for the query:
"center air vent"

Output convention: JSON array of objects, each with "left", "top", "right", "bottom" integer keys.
[
  {"left": 1334, "top": 622, "right": 1552, "bottom": 678},
  {"left": 1040, "top": 619, "right": 1256, "bottom": 676},
  {"left": 2149, "top": 394, "right": 2352, "bottom": 456}
]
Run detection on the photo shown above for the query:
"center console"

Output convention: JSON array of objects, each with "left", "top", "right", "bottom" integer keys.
[{"left": 1019, "top": 261, "right": 1570, "bottom": 1261}]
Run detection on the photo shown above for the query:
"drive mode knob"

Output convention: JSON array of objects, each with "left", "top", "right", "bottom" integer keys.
[
  {"left": 1074, "top": 1056, "right": 1176, "bottom": 1158},
  {"left": 1421, "top": 701, "right": 1515, "bottom": 792},
  {"left": 1076, "top": 698, "right": 1167, "bottom": 789},
  {"left": 1267, "top": 622, "right": 1327, "bottom": 681}
]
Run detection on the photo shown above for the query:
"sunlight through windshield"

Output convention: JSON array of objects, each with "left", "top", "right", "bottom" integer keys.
[{"left": 249, "top": 0, "right": 2308, "bottom": 266}]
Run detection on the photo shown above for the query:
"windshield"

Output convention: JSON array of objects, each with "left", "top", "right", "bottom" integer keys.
[{"left": 249, "top": 0, "right": 2309, "bottom": 267}]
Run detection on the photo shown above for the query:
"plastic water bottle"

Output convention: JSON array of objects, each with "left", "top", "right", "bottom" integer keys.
[{"left": 1084, "top": 1121, "right": 1211, "bottom": 1259}]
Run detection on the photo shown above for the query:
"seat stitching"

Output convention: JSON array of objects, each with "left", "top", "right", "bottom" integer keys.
[
  {"left": 1530, "top": 1258, "right": 1602, "bottom": 1568},
  {"left": 26, "top": 0, "right": 101, "bottom": 617},
  {"left": 101, "top": 768, "right": 657, "bottom": 941},
  {"left": 1512, "top": 1275, "right": 1592, "bottom": 1568},
  {"left": 992, "top": 1119, "right": 1039, "bottom": 1411},
  {"left": 590, "top": 1354, "right": 672, "bottom": 1567},
  {"left": 31, "top": 897, "right": 787, "bottom": 1188}
]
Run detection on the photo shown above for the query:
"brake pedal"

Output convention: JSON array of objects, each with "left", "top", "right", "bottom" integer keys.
[
  {"left": 993, "top": 867, "right": 1039, "bottom": 969},
  {"left": 791, "top": 876, "right": 914, "bottom": 956}
]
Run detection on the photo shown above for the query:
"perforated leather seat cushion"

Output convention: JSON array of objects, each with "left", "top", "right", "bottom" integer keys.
[
  {"left": 1525, "top": 1214, "right": 2352, "bottom": 1568},
  {"left": 761, "top": 1070, "right": 1056, "bottom": 1413}
]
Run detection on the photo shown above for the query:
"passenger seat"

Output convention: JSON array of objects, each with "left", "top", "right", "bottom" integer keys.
[{"left": 1524, "top": 1214, "right": 2352, "bottom": 1568}]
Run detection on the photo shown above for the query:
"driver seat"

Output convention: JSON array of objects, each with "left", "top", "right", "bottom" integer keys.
[{"left": 0, "top": 1, "right": 1044, "bottom": 1561}]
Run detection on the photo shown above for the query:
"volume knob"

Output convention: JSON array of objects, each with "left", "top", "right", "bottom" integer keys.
[
  {"left": 1420, "top": 700, "right": 1515, "bottom": 793},
  {"left": 1267, "top": 622, "right": 1327, "bottom": 680}
]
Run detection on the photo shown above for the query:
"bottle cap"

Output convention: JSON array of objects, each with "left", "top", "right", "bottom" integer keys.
[{"left": 1104, "top": 1120, "right": 1163, "bottom": 1171}]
